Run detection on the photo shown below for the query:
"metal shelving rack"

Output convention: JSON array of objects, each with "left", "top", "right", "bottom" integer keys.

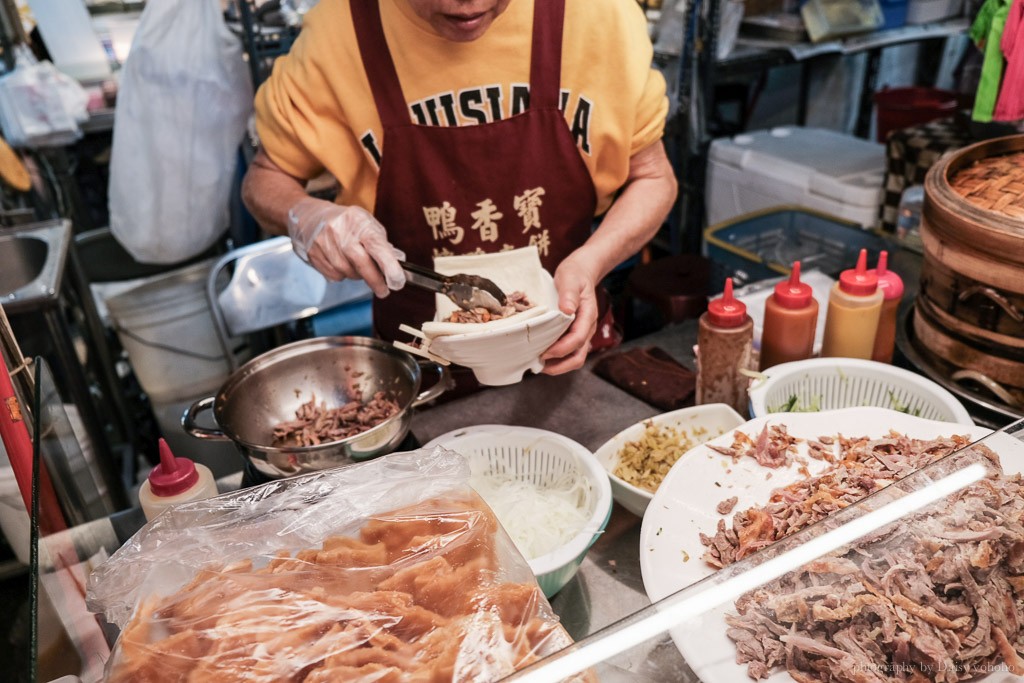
[
  {"left": 233, "top": 0, "right": 301, "bottom": 88},
  {"left": 669, "top": 0, "right": 717, "bottom": 255}
]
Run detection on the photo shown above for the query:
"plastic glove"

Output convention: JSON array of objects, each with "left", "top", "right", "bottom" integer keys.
[{"left": 287, "top": 197, "right": 406, "bottom": 297}]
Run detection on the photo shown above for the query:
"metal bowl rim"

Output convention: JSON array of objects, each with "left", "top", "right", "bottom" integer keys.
[{"left": 212, "top": 336, "right": 422, "bottom": 454}]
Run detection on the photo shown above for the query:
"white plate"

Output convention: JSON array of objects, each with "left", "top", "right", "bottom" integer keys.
[
  {"left": 415, "top": 246, "right": 574, "bottom": 386},
  {"left": 638, "top": 407, "right": 1024, "bottom": 683}
]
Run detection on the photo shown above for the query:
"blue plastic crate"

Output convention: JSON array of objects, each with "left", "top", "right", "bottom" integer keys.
[
  {"left": 704, "top": 206, "right": 893, "bottom": 286},
  {"left": 879, "top": 0, "right": 909, "bottom": 30}
]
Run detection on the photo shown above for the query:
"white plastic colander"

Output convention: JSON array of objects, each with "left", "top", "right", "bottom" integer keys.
[
  {"left": 424, "top": 425, "right": 612, "bottom": 597},
  {"left": 748, "top": 358, "right": 974, "bottom": 424}
]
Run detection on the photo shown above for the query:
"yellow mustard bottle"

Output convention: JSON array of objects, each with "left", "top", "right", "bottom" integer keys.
[{"left": 821, "top": 249, "right": 883, "bottom": 359}]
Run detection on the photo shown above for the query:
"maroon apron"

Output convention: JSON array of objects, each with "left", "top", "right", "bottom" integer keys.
[{"left": 352, "top": 0, "right": 598, "bottom": 343}]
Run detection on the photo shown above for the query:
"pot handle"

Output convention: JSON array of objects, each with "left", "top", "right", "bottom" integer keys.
[
  {"left": 413, "top": 361, "right": 451, "bottom": 408},
  {"left": 951, "top": 370, "right": 1022, "bottom": 408},
  {"left": 182, "top": 396, "right": 228, "bottom": 440}
]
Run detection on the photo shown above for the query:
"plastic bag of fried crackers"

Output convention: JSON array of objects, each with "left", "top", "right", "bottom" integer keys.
[{"left": 86, "top": 447, "right": 589, "bottom": 682}]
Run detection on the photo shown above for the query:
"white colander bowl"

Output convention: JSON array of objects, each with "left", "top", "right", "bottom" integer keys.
[
  {"left": 748, "top": 357, "right": 974, "bottom": 425},
  {"left": 425, "top": 425, "right": 612, "bottom": 597}
]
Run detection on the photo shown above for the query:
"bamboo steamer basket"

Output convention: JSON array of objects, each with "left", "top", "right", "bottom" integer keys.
[{"left": 915, "top": 135, "right": 1024, "bottom": 407}]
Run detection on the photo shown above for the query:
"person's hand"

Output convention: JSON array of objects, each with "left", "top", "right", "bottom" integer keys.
[
  {"left": 287, "top": 197, "right": 406, "bottom": 297},
  {"left": 541, "top": 256, "right": 600, "bottom": 375}
]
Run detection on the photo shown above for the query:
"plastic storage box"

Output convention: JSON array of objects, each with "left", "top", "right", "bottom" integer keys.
[
  {"left": 801, "top": 0, "right": 884, "bottom": 41},
  {"left": 706, "top": 127, "right": 887, "bottom": 229},
  {"left": 879, "top": 0, "right": 910, "bottom": 29},
  {"left": 906, "top": 0, "right": 963, "bottom": 23},
  {"left": 703, "top": 206, "right": 892, "bottom": 285}
]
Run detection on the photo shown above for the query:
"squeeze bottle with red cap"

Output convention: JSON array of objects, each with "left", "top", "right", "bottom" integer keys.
[
  {"left": 759, "top": 261, "right": 819, "bottom": 370},
  {"left": 821, "top": 249, "right": 884, "bottom": 359},
  {"left": 869, "top": 251, "right": 904, "bottom": 364},
  {"left": 697, "top": 277, "right": 754, "bottom": 416},
  {"left": 138, "top": 439, "right": 218, "bottom": 521}
]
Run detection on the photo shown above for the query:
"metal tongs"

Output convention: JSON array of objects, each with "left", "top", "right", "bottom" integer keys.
[{"left": 400, "top": 261, "right": 508, "bottom": 314}]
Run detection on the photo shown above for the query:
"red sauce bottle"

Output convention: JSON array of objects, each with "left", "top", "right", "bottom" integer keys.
[
  {"left": 759, "top": 261, "right": 819, "bottom": 370},
  {"left": 697, "top": 278, "right": 753, "bottom": 416}
]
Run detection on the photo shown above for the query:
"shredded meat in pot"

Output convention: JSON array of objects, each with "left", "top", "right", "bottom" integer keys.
[
  {"left": 272, "top": 392, "right": 400, "bottom": 447},
  {"left": 447, "top": 291, "right": 533, "bottom": 323}
]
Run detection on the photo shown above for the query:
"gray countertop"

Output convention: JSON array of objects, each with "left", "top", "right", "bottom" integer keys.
[
  {"left": 411, "top": 321, "right": 700, "bottom": 452},
  {"left": 411, "top": 321, "right": 704, "bottom": 681}
]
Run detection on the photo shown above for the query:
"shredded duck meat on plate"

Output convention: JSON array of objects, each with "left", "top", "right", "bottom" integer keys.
[
  {"left": 272, "top": 392, "right": 400, "bottom": 447},
  {"left": 726, "top": 443, "right": 1024, "bottom": 682},
  {"left": 706, "top": 424, "right": 801, "bottom": 469},
  {"left": 700, "top": 429, "right": 1024, "bottom": 682},
  {"left": 700, "top": 431, "right": 972, "bottom": 569}
]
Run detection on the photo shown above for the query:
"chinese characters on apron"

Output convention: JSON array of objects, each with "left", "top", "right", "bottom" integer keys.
[{"left": 352, "top": 0, "right": 599, "bottom": 343}]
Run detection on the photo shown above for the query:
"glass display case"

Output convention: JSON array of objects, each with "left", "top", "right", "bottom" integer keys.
[
  {"left": 26, "top": 359, "right": 1024, "bottom": 682},
  {"left": 514, "top": 418, "right": 1024, "bottom": 682}
]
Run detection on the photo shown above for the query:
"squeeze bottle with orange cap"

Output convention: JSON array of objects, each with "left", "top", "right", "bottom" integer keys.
[
  {"left": 869, "top": 251, "right": 904, "bottom": 364},
  {"left": 697, "top": 277, "right": 754, "bottom": 416},
  {"left": 138, "top": 439, "right": 218, "bottom": 521},
  {"left": 820, "top": 249, "right": 884, "bottom": 359},
  {"left": 759, "top": 261, "right": 819, "bottom": 370}
]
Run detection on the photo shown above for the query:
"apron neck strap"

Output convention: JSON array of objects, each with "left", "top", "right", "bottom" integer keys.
[
  {"left": 352, "top": 0, "right": 409, "bottom": 128},
  {"left": 352, "top": 0, "right": 566, "bottom": 125},
  {"left": 529, "top": 0, "right": 565, "bottom": 109}
]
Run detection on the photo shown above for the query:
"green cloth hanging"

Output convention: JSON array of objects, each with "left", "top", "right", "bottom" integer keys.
[{"left": 970, "top": 0, "right": 1012, "bottom": 122}]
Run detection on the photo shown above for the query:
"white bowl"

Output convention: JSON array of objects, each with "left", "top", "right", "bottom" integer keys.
[
  {"left": 416, "top": 247, "right": 573, "bottom": 386},
  {"left": 593, "top": 404, "right": 746, "bottom": 518},
  {"left": 747, "top": 357, "right": 974, "bottom": 425},
  {"left": 425, "top": 425, "right": 612, "bottom": 597}
]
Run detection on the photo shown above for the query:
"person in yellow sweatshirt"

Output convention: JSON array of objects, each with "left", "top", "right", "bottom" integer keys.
[{"left": 242, "top": 0, "right": 677, "bottom": 376}]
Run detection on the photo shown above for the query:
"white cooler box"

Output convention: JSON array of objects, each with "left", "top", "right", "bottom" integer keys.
[{"left": 706, "top": 127, "right": 886, "bottom": 229}]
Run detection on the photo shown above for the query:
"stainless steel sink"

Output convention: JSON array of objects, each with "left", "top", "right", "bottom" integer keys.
[{"left": 0, "top": 219, "right": 72, "bottom": 313}]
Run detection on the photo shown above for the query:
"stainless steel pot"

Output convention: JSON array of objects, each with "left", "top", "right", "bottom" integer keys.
[{"left": 183, "top": 336, "right": 449, "bottom": 478}]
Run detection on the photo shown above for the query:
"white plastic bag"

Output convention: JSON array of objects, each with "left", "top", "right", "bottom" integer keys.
[
  {"left": 108, "top": 0, "right": 253, "bottom": 264},
  {"left": 0, "top": 49, "right": 88, "bottom": 148}
]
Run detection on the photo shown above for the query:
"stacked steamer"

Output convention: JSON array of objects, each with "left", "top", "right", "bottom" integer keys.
[{"left": 916, "top": 135, "right": 1024, "bottom": 408}]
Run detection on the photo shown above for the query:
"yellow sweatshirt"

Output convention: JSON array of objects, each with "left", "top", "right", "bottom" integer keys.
[{"left": 255, "top": 0, "right": 668, "bottom": 216}]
